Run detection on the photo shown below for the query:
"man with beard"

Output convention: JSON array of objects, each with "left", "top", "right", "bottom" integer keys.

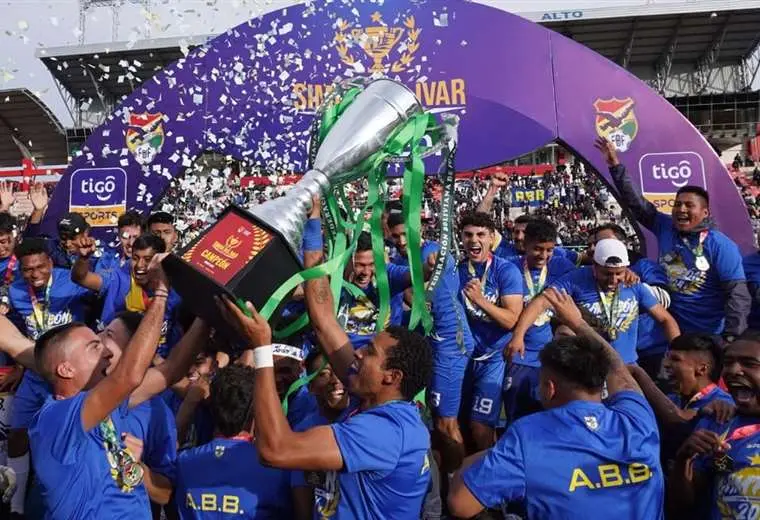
[
  {"left": 670, "top": 331, "right": 760, "bottom": 518},
  {"left": 147, "top": 212, "right": 179, "bottom": 253},
  {"left": 457, "top": 212, "right": 523, "bottom": 450},
  {"left": 217, "top": 198, "right": 433, "bottom": 519},
  {"left": 598, "top": 137, "right": 751, "bottom": 341},
  {"left": 449, "top": 288, "right": 665, "bottom": 519},
  {"left": 71, "top": 234, "right": 183, "bottom": 358}
]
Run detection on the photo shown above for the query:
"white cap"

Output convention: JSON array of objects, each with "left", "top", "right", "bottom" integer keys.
[{"left": 593, "top": 238, "right": 630, "bottom": 267}]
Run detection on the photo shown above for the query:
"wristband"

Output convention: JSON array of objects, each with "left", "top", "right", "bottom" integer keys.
[
  {"left": 253, "top": 345, "right": 274, "bottom": 369},
  {"left": 303, "top": 218, "right": 323, "bottom": 252}
]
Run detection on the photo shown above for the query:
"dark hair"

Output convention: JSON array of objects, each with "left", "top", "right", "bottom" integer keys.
[
  {"left": 15, "top": 238, "right": 49, "bottom": 259},
  {"left": 514, "top": 214, "right": 533, "bottom": 225},
  {"left": 356, "top": 231, "right": 373, "bottom": 253},
  {"left": 387, "top": 212, "right": 404, "bottom": 230},
  {"left": 305, "top": 349, "right": 327, "bottom": 374},
  {"left": 132, "top": 234, "right": 166, "bottom": 254},
  {"left": 550, "top": 306, "right": 605, "bottom": 336},
  {"left": 111, "top": 311, "right": 144, "bottom": 337},
  {"left": 118, "top": 211, "right": 144, "bottom": 230},
  {"left": 460, "top": 211, "right": 495, "bottom": 232},
  {"left": 593, "top": 223, "right": 627, "bottom": 242},
  {"left": 0, "top": 213, "right": 16, "bottom": 236},
  {"left": 34, "top": 322, "right": 88, "bottom": 381},
  {"left": 676, "top": 186, "right": 710, "bottom": 207},
  {"left": 384, "top": 325, "right": 432, "bottom": 400},
  {"left": 539, "top": 335, "right": 610, "bottom": 392},
  {"left": 147, "top": 212, "right": 175, "bottom": 226},
  {"left": 524, "top": 218, "right": 557, "bottom": 245},
  {"left": 670, "top": 333, "right": 723, "bottom": 382},
  {"left": 209, "top": 365, "right": 255, "bottom": 437}
]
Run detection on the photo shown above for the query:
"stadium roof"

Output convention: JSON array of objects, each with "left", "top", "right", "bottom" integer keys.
[
  {"left": 36, "top": 35, "right": 212, "bottom": 106},
  {"left": 536, "top": 5, "right": 760, "bottom": 70},
  {"left": 0, "top": 88, "right": 67, "bottom": 167}
]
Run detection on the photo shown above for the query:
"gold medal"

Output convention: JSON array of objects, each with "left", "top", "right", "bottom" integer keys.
[
  {"left": 121, "top": 459, "right": 144, "bottom": 488},
  {"left": 695, "top": 256, "right": 710, "bottom": 272}
]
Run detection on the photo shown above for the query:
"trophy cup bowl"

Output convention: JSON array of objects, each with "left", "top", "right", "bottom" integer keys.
[
  {"left": 351, "top": 27, "right": 405, "bottom": 72},
  {"left": 162, "top": 78, "right": 422, "bottom": 344}
]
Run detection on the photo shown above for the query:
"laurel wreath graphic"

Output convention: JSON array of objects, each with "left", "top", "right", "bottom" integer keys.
[{"left": 334, "top": 15, "right": 420, "bottom": 73}]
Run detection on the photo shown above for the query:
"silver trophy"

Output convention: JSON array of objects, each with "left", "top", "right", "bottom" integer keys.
[{"left": 249, "top": 78, "right": 421, "bottom": 258}]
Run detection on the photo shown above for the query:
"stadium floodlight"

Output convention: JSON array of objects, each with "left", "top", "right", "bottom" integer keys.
[{"left": 78, "top": 0, "right": 151, "bottom": 44}]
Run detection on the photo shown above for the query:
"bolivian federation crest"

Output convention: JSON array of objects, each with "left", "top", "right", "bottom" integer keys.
[
  {"left": 126, "top": 112, "right": 165, "bottom": 165},
  {"left": 593, "top": 97, "right": 638, "bottom": 152}
]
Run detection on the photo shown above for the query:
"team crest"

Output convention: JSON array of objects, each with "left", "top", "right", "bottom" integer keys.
[
  {"left": 593, "top": 97, "right": 638, "bottom": 152},
  {"left": 333, "top": 11, "right": 420, "bottom": 74},
  {"left": 584, "top": 416, "right": 599, "bottom": 431},
  {"left": 214, "top": 445, "right": 225, "bottom": 458},
  {"left": 126, "top": 112, "right": 165, "bottom": 165}
]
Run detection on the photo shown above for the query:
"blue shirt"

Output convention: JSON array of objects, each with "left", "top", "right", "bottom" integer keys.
[
  {"left": 743, "top": 252, "right": 760, "bottom": 330},
  {"left": 461, "top": 392, "right": 664, "bottom": 519},
  {"left": 694, "top": 415, "right": 760, "bottom": 519},
  {"left": 551, "top": 267, "right": 659, "bottom": 364},
  {"left": 29, "top": 393, "right": 152, "bottom": 520},
  {"left": 175, "top": 438, "right": 293, "bottom": 519},
  {"left": 392, "top": 241, "right": 474, "bottom": 355},
  {"left": 337, "top": 264, "right": 408, "bottom": 349},
  {"left": 667, "top": 383, "right": 733, "bottom": 413},
  {"left": 287, "top": 385, "right": 318, "bottom": 431},
  {"left": 653, "top": 214, "right": 745, "bottom": 334},
  {"left": 99, "top": 269, "right": 183, "bottom": 357},
  {"left": 96, "top": 246, "right": 130, "bottom": 275},
  {"left": 458, "top": 255, "right": 523, "bottom": 357},
  {"left": 509, "top": 255, "right": 576, "bottom": 367},
  {"left": 8, "top": 268, "right": 91, "bottom": 339},
  {"left": 123, "top": 396, "right": 178, "bottom": 480},
  {"left": 320, "top": 400, "right": 430, "bottom": 519},
  {"left": 631, "top": 258, "right": 670, "bottom": 354},
  {"left": 10, "top": 370, "right": 52, "bottom": 429}
]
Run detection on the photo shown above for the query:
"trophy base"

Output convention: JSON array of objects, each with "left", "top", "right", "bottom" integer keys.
[{"left": 162, "top": 205, "right": 303, "bottom": 349}]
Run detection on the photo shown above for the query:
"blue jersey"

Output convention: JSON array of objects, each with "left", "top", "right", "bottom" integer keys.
[
  {"left": 316, "top": 401, "right": 430, "bottom": 519},
  {"left": 29, "top": 394, "right": 152, "bottom": 520},
  {"left": 492, "top": 234, "right": 518, "bottom": 260},
  {"left": 694, "top": 415, "right": 760, "bottom": 519},
  {"left": 667, "top": 383, "right": 734, "bottom": 413},
  {"left": 392, "top": 241, "right": 474, "bottom": 355},
  {"left": 631, "top": 258, "right": 670, "bottom": 354},
  {"left": 743, "top": 252, "right": 760, "bottom": 330},
  {"left": 10, "top": 369, "right": 52, "bottom": 429},
  {"left": 508, "top": 255, "right": 576, "bottom": 367},
  {"left": 551, "top": 267, "right": 658, "bottom": 364},
  {"left": 458, "top": 255, "right": 523, "bottom": 357},
  {"left": 8, "top": 268, "right": 91, "bottom": 339},
  {"left": 99, "top": 269, "right": 183, "bottom": 357},
  {"left": 96, "top": 247, "right": 130, "bottom": 275},
  {"left": 461, "top": 391, "right": 664, "bottom": 519},
  {"left": 653, "top": 215, "right": 745, "bottom": 334},
  {"left": 176, "top": 438, "right": 293, "bottom": 520},
  {"left": 336, "top": 264, "right": 408, "bottom": 349},
  {"left": 287, "top": 385, "right": 318, "bottom": 431},
  {"left": 123, "top": 396, "right": 178, "bottom": 480}
]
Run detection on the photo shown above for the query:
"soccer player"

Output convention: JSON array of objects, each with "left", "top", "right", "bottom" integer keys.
[
  {"left": 217, "top": 198, "right": 433, "bottom": 519},
  {"left": 386, "top": 212, "right": 474, "bottom": 471},
  {"left": 508, "top": 238, "right": 680, "bottom": 366},
  {"left": 338, "top": 231, "right": 428, "bottom": 349},
  {"left": 598, "top": 136, "right": 751, "bottom": 340},
  {"left": 448, "top": 287, "right": 665, "bottom": 519},
  {"left": 457, "top": 211, "right": 523, "bottom": 450},
  {"left": 0, "top": 213, "right": 19, "bottom": 319},
  {"left": 175, "top": 364, "right": 297, "bottom": 520},
  {"left": 589, "top": 223, "right": 672, "bottom": 379},
  {"left": 71, "top": 233, "right": 183, "bottom": 357},
  {"left": 28, "top": 254, "right": 170, "bottom": 519},
  {"left": 501, "top": 218, "right": 575, "bottom": 424},
  {"left": 669, "top": 331, "right": 760, "bottom": 518},
  {"left": 96, "top": 211, "right": 143, "bottom": 274},
  {"left": 147, "top": 212, "right": 179, "bottom": 252}
]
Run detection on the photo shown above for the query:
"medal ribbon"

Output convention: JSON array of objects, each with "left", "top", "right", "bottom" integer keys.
[
  {"left": 523, "top": 259, "right": 548, "bottom": 299},
  {"left": 27, "top": 273, "right": 53, "bottom": 334},
  {"left": 4, "top": 255, "right": 16, "bottom": 286},
  {"left": 724, "top": 422, "right": 760, "bottom": 443},
  {"left": 597, "top": 287, "right": 621, "bottom": 338},
  {"left": 681, "top": 229, "right": 709, "bottom": 266},
  {"left": 99, "top": 416, "right": 143, "bottom": 490}
]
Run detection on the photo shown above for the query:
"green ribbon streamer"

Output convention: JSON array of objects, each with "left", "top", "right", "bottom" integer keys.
[{"left": 281, "top": 355, "right": 328, "bottom": 417}]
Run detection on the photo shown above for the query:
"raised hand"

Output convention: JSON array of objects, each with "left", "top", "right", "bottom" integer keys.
[
  {"left": 543, "top": 287, "right": 583, "bottom": 330},
  {"left": 217, "top": 296, "right": 272, "bottom": 349},
  {"left": 72, "top": 235, "right": 98, "bottom": 258},
  {"left": 0, "top": 182, "right": 15, "bottom": 212},
  {"left": 593, "top": 137, "right": 620, "bottom": 168},
  {"left": 147, "top": 252, "right": 170, "bottom": 293},
  {"left": 29, "top": 182, "right": 49, "bottom": 211}
]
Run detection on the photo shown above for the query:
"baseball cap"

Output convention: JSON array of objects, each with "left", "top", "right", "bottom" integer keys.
[
  {"left": 58, "top": 213, "right": 89, "bottom": 238},
  {"left": 593, "top": 238, "right": 630, "bottom": 268}
]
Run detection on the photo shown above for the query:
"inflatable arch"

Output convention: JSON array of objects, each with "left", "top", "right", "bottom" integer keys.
[{"left": 41, "top": 0, "right": 754, "bottom": 254}]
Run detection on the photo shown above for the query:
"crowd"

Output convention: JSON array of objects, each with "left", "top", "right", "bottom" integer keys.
[{"left": 0, "top": 134, "right": 757, "bottom": 520}]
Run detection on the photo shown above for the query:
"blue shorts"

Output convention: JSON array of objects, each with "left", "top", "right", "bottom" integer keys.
[
  {"left": 10, "top": 371, "right": 51, "bottom": 430},
  {"left": 502, "top": 363, "right": 542, "bottom": 425},
  {"left": 466, "top": 354, "right": 505, "bottom": 427},
  {"left": 429, "top": 348, "right": 468, "bottom": 418}
]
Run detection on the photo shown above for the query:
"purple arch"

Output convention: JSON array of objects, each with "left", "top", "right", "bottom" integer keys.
[{"left": 41, "top": 0, "right": 753, "bottom": 254}]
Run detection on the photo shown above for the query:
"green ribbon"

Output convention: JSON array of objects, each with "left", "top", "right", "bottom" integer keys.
[{"left": 281, "top": 355, "right": 328, "bottom": 417}]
